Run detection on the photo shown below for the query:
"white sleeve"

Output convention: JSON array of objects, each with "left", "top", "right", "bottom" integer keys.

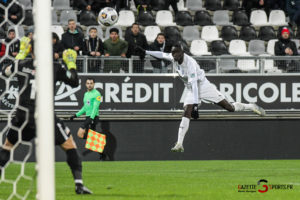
[
  {"left": 191, "top": 81, "right": 199, "bottom": 104},
  {"left": 145, "top": 50, "right": 173, "bottom": 61}
]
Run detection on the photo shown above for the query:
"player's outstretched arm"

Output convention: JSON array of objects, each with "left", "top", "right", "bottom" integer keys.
[{"left": 145, "top": 50, "right": 173, "bottom": 61}]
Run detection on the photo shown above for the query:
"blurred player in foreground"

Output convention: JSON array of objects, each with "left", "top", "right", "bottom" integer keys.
[
  {"left": 144, "top": 44, "right": 265, "bottom": 152},
  {"left": 0, "top": 36, "right": 92, "bottom": 194}
]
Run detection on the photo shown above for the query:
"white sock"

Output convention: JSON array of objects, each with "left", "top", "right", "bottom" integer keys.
[
  {"left": 233, "top": 102, "right": 254, "bottom": 111},
  {"left": 177, "top": 117, "right": 190, "bottom": 146}
]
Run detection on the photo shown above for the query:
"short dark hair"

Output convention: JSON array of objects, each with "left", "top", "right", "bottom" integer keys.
[
  {"left": 86, "top": 77, "right": 95, "bottom": 83},
  {"left": 156, "top": 33, "right": 165, "bottom": 38},
  {"left": 8, "top": 29, "right": 15, "bottom": 34},
  {"left": 171, "top": 43, "right": 183, "bottom": 52},
  {"left": 109, "top": 27, "right": 119, "bottom": 34},
  {"left": 89, "top": 27, "right": 97, "bottom": 32},
  {"left": 131, "top": 23, "right": 139, "bottom": 28},
  {"left": 68, "top": 19, "right": 75, "bottom": 24}
]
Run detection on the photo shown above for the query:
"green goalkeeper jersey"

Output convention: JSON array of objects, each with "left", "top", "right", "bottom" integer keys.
[{"left": 76, "top": 89, "right": 102, "bottom": 119}]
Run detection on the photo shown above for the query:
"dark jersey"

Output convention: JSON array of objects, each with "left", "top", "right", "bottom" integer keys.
[{"left": 2, "top": 59, "right": 79, "bottom": 112}]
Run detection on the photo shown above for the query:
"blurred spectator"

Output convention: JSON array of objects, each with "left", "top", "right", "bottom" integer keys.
[
  {"left": 135, "top": 0, "right": 152, "bottom": 13},
  {"left": 0, "top": 0, "right": 23, "bottom": 25},
  {"left": 103, "top": 28, "right": 128, "bottom": 72},
  {"left": 0, "top": 42, "right": 5, "bottom": 57},
  {"left": 61, "top": 19, "right": 84, "bottom": 54},
  {"left": 242, "top": 0, "right": 271, "bottom": 17},
  {"left": 275, "top": 27, "right": 299, "bottom": 72},
  {"left": 114, "top": 0, "right": 130, "bottom": 13},
  {"left": 83, "top": 27, "right": 104, "bottom": 72},
  {"left": 5, "top": 29, "right": 20, "bottom": 58},
  {"left": 52, "top": 32, "right": 64, "bottom": 60},
  {"left": 149, "top": 33, "right": 172, "bottom": 73},
  {"left": 286, "top": 0, "right": 300, "bottom": 26},
  {"left": 167, "top": 0, "right": 179, "bottom": 14},
  {"left": 125, "top": 23, "right": 148, "bottom": 73}
]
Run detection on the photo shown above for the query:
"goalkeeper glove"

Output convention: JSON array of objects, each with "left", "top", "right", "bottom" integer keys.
[
  {"left": 63, "top": 49, "right": 77, "bottom": 70},
  {"left": 16, "top": 37, "right": 32, "bottom": 60},
  {"left": 191, "top": 104, "right": 199, "bottom": 120}
]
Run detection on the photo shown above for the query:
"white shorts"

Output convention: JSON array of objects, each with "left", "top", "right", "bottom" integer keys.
[{"left": 183, "top": 81, "right": 225, "bottom": 106}]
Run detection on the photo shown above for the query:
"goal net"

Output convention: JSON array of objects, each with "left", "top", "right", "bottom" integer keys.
[{"left": 0, "top": 0, "right": 54, "bottom": 199}]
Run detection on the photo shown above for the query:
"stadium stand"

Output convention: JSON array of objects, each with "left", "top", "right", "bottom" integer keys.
[
  {"left": 229, "top": 39, "right": 249, "bottom": 56},
  {"left": 201, "top": 25, "right": 222, "bottom": 42},
  {"left": 144, "top": 26, "right": 161, "bottom": 42},
  {"left": 175, "top": 11, "right": 193, "bottom": 26},
  {"left": 221, "top": 25, "right": 238, "bottom": 41},
  {"left": 194, "top": 10, "right": 214, "bottom": 26},
  {"left": 223, "top": 0, "right": 240, "bottom": 11},
  {"left": 115, "top": 10, "right": 135, "bottom": 27},
  {"left": 137, "top": 11, "right": 156, "bottom": 26},
  {"left": 60, "top": 10, "right": 77, "bottom": 25},
  {"left": 53, "top": 0, "right": 71, "bottom": 10},
  {"left": 182, "top": 26, "right": 200, "bottom": 42},
  {"left": 258, "top": 26, "right": 276, "bottom": 41},
  {"left": 210, "top": 40, "right": 229, "bottom": 55},
  {"left": 213, "top": 10, "right": 231, "bottom": 25},
  {"left": 239, "top": 26, "right": 257, "bottom": 41},
  {"left": 232, "top": 10, "right": 250, "bottom": 26},
  {"left": 186, "top": 0, "right": 203, "bottom": 11},
  {"left": 190, "top": 39, "right": 212, "bottom": 56},
  {"left": 250, "top": 10, "right": 268, "bottom": 26},
  {"left": 205, "top": 0, "right": 222, "bottom": 11},
  {"left": 156, "top": 10, "right": 176, "bottom": 26},
  {"left": 248, "top": 39, "right": 266, "bottom": 56},
  {"left": 79, "top": 11, "right": 97, "bottom": 26}
]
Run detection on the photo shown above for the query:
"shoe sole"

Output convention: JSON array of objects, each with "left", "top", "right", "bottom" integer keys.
[{"left": 171, "top": 148, "right": 184, "bottom": 153}]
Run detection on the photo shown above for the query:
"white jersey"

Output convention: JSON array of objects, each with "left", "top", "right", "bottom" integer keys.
[{"left": 146, "top": 50, "right": 225, "bottom": 105}]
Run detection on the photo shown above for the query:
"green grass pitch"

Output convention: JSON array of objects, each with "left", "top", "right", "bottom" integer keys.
[{"left": 0, "top": 160, "right": 300, "bottom": 200}]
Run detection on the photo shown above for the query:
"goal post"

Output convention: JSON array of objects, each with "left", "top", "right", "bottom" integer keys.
[{"left": 34, "top": 0, "right": 55, "bottom": 199}]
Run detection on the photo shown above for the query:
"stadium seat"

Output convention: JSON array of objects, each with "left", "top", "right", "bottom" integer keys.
[
  {"left": 223, "top": 0, "right": 240, "bottom": 11},
  {"left": 239, "top": 26, "right": 257, "bottom": 41},
  {"left": 218, "top": 57, "right": 239, "bottom": 72},
  {"left": 266, "top": 39, "right": 278, "bottom": 55},
  {"left": 259, "top": 54, "right": 275, "bottom": 72},
  {"left": 194, "top": 10, "right": 213, "bottom": 26},
  {"left": 190, "top": 40, "right": 212, "bottom": 56},
  {"left": 210, "top": 40, "right": 229, "bottom": 55},
  {"left": 277, "top": 26, "right": 294, "bottom": 38},
  {"left": 232, "top": 10, "right": 250, "bottom": 26},
  {"left": 258, "top": 26, "right": 276, "bottom": 41},
  {"left": 237, "top": 58, "right": 258, "bottom": 71},
  {"left": 86, "top": 26, "right": 104, "bottom": 39},
  {"left": 182, "top": 26, "right": 200, "bottom": 42},
  {"left": 177, "top": 0, "right": 188, "bottom": 11},
  {"left": 186, "top": 0, "right": 203, "bottom": 11},
  {"left": 18, "top": 0, "right": 32, "bottom": 9},
  {"left": 51, "top": 25, "right": 64, "bottom": 40},
  {"left": 221, "top": 26, "right": 238, "bottom": 41},
  {"left": 137, "top": 11, "right": 156, "bottom": 26},
  {"left": 8, "top": 25, "right": 24, "bottom": 38},
  {"left": 205, "top": 0, "right": 222, "bottom": 11},
  {"left": 164, "top": 26, "right": 181, "bottom": 43},
  {"left": 79, "top": 11, "right": 97, "bottom": 26},
  {"left": 53, "top": 0, "right": 71, "bottom": 10},
  {"left": 115, "top": 10, "right": 135, "bottom": 27},
  {"left": 197, "top": 60, "right": 217, "bottom": 72},
  {"left": 105, "top": 26, "right": 123, "bottom": 39},
  {"left": 52, "top": 9, "right": 59, "bottom": 25},
  {"left": 229, "top": 39, "right": 249, "bottom": 56},
  {"left": 175, "top": 11, "right": 193, "bottom": 26},
  {"left": 213, "top": 10, "right": 231, "bottom": 25},
  {"left": 60, "top": 10, "right": 77, "bottom": 26},
  {"left": 156, "top": 10, "right": 176, "bottom": 26},
  {"left": 144, "top": 26, "right": 161, "bottom": 42},
  {"left": 269, "top": 10, "right": 287, "bottom": 26},
  {"left": 151, "top": 0, "right": 168, "bottom": 11},
  {"left": 201, "top": 25, "right": 221, "bottom": 42},
  {"left": 248, "top": 40, "right": 266, "bottom": 55},
  {"left": 250, "top": 10, "right": 268, "bottom": 26},
  {"left": 23, "top": 9, "right": 33, "bottom": 26}
]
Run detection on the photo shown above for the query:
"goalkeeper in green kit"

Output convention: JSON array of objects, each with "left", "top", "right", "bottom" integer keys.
[{"left": 71, "top": 78, "right": 102, "bottom": 140}]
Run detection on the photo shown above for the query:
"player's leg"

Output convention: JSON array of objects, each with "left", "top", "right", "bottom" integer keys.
[
  {"left": 200, "top": 82, "right": 265, "bottom": 116},
  {"left": 55, "top": 117, "right": 92, "bottom": 194},
  {"left": 171, "top": 105, "right": 193, "bottom": 152},
  {"left": 0, "top": 138, "right": 14, "bottom": 176}
]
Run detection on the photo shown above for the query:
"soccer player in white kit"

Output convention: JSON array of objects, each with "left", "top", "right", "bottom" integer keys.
[{"left": 145, "top": 44, "right": 265, "bottom": 152}]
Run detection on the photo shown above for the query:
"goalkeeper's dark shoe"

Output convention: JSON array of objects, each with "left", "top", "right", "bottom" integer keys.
[{"left": 75, "top": 184, "right": 93, "bottom": 194}]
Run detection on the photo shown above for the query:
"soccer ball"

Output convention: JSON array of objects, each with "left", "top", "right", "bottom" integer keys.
[{"left": 98, "top": 7, "right": 119, "bottom": 27}]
